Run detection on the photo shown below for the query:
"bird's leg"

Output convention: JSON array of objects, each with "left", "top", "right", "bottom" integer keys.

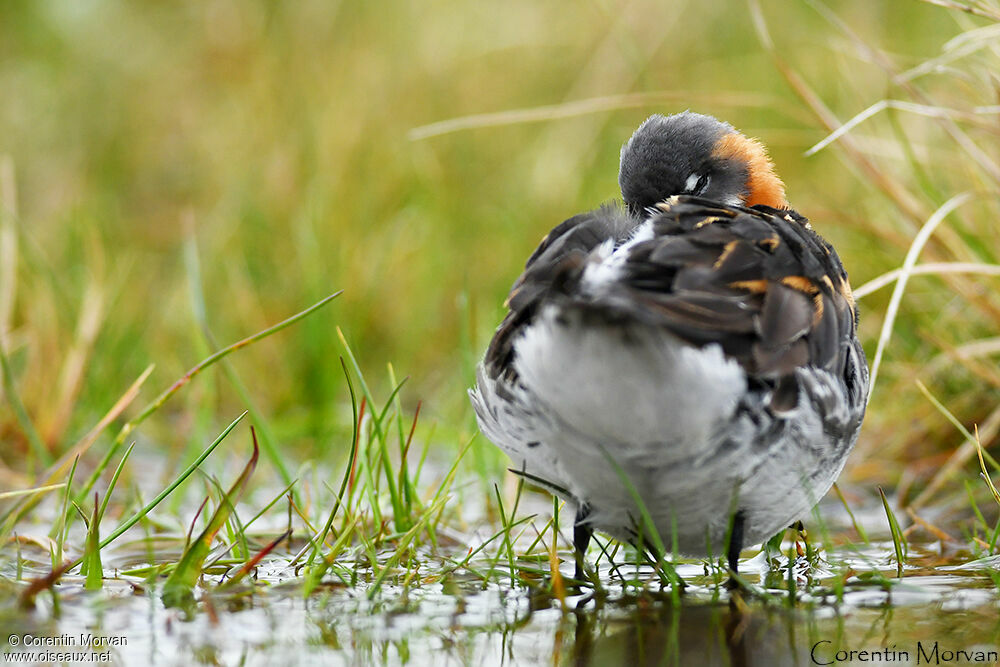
[
  {"left": 792, "top": 520, "right": 811, "bottom": 560},
  {"left": 573, "top": 504, "right": 593, "bottom": 583},
  {"left": 727, "top": 510, "right": 746, "bottom": 577}
]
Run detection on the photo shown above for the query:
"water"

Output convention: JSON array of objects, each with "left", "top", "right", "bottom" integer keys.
[{"left": 5, "top": 539, "right": 999, "bottom": 666}]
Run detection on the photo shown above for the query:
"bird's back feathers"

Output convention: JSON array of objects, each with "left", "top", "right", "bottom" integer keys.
[{"left": 483, "top": 196, "right": 865, "bottom": 416}]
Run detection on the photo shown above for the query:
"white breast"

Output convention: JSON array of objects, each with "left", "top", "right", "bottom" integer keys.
[{"left": 514, "top": 305, "right": 746, "bottom": 461}]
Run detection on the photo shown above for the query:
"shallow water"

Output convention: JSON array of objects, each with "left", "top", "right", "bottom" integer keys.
[{"left": 4, "top": 538, "right": 1000, "bottom": 667}]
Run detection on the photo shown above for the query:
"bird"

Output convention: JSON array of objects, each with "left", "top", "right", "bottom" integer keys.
[{"left": 469, "top": 111, "right": 869, "bottom": 582}]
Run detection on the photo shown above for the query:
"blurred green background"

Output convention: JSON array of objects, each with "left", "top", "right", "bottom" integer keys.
[{"left": 1, "top": 0, "right": 998, "bottom": 495}]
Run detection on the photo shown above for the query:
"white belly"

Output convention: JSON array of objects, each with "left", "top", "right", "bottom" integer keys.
[{"left": 474, "top": 304, "right": 845, "bottom": 556}]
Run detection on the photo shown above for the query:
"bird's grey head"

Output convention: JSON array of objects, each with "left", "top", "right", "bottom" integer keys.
[{"left": 618, "top": 112, "right": 787, "bottom": 216}]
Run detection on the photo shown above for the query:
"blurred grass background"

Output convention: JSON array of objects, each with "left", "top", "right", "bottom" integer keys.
[{"left": 1, "top": 0, "right": 998, "bottom": 509}]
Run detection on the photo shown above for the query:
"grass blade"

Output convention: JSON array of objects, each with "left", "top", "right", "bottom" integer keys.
[
  {"left": 879, "top": 486, "right": 907, "bottom": 578},
  {"left": 219, "top": 529, "right": 292, "bottom": 590},
  {"left": 0, "top": 483, "right": 66, "bottom": 501},
  {"left": 974, "top": 425, "right": 1000, "bottom": 507},
  {"left": 162, "top": 428, "right": 260, "bottom": 607},
  {"left": 853, "top": 262, "right": 1000, "bottom": 300},
  {"left": 408, "top": 91, "right": 777, "bottom": 140},
  {"left": 53, "top": 456, "right": 79, "bottom": 563},
  {"left": 96, "top": 441, "right": 136, "bottom": 523},
  {"left": 868, "top": 193, "right": 973, "bottom": 401},
  {"left": 833, "top": 483, "right": 869, "bottom": 544},
  {"left": 44, "top": 278, "right": 106, "bottom": 445},
  {"left": 306, "top": 358, "right": 361, "bottom": 567},
  {"left": 83, "top": 494, "right": 103, "bottom": 590}
]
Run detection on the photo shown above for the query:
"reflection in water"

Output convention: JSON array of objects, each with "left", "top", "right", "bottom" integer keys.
[{"left": 565, "top": 593, "right": 812, "bottom": 667}]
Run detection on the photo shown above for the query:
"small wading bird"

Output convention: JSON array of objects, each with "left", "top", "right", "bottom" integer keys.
[{"left": 470, "top": 112, "right": 869, "bottom": 581}]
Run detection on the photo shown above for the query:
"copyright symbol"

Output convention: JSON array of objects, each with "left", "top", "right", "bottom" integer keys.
[{"left": 8, "top": 634, "right": 19, "bottom": 646}]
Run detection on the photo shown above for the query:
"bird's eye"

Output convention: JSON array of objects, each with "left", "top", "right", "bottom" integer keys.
[{"left": 683, "top": 172, "right": 711, "bottom": 195}]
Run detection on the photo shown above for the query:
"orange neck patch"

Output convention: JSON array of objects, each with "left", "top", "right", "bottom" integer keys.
[{"left": 712, "top": 132, "right": 788, "bottom": 209}]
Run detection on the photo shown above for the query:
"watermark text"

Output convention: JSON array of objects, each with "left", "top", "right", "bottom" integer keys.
[{"left": 811, "top": 640, "right": 999, "bottom": 665}]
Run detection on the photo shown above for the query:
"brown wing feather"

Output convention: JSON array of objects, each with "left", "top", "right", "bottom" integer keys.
[
  {"left": 484, "top": 197, "right": 860, "bottom": 410},
  {"left": 609, "top": 198, "right": 857, "bottom": 383}
]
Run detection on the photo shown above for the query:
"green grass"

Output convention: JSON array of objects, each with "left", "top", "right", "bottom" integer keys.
[{"left": 1, "top": 0, "right": 1000, "bottom": 661}]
